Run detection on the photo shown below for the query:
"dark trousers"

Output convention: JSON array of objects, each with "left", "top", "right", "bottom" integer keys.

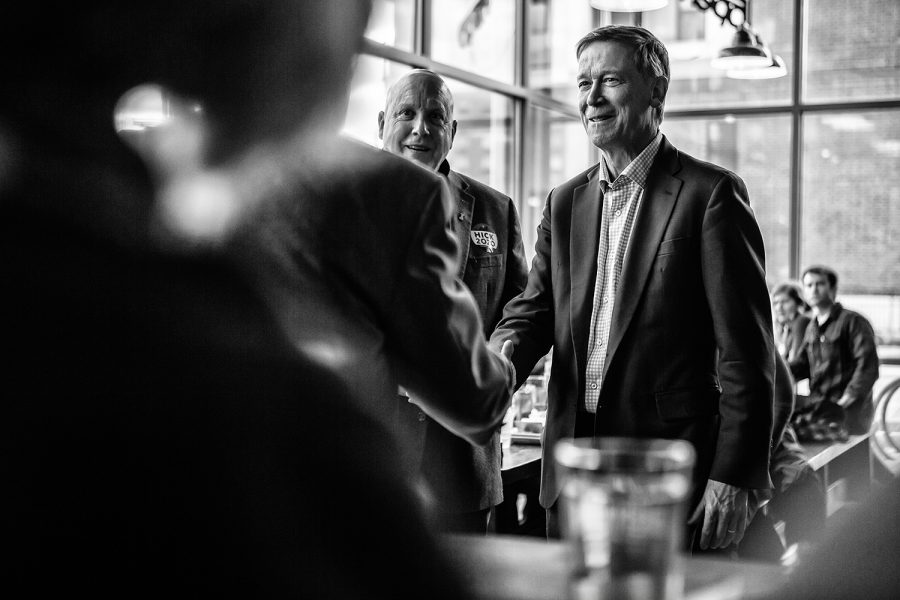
[{"left": 546, "top": 410, "right": 596, "bottom": 539}]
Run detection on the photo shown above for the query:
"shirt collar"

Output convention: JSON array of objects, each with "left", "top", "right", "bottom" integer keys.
[{"left": 599, "top": 131, "right": 663, "bottom": 189}]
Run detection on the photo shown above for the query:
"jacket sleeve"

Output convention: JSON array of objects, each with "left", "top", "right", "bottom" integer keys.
[
  {"left": 840, "top": 314, "right": 880, "bottom": 407},
  {"left": 490, "top": 190, "right": 556, "bottom": 389},
  {"left": 388, "top": 177, "right": 514, "bottom": 446},
  {"left": 701, "top": 171, "right": 775, "bottom": 490},
  {"left": 500, "top": 195, "right": 529, "bottom": 314}
]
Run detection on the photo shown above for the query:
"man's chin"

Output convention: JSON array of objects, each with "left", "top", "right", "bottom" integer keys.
[{"left": 402, "top": 152, "right": 436, "bottom": 170}]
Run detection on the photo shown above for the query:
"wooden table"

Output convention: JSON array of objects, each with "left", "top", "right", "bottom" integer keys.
[
  {"left": 501, "top": 443, "right": 542, "bottom": 486},
  {"left": 801, "top": 433, "right": 872, "bottom": 515},
  {"left": 443, "top": 533, "right": 788, "bottom": 600}
]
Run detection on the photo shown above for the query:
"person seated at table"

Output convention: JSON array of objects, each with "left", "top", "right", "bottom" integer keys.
[
  {"left": 737, "top": 355, "right": 826, "bottom": 562},
  {"left": 1, "top": 1, "right": 481, "bottom": 597},
  {"left": 772, "top": 281, "right": 811, "bottom": 364},
  {"left": 790, "top": 265, "right": 879, "bottom": 440}
]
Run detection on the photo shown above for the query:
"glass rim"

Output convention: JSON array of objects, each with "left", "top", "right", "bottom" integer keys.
[{"left": 554, "top": 436, "right": 696, "bottom": 472}]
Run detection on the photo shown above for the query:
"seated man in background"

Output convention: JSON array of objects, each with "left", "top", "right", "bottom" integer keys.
[
  {"left": 2, "top": 1, "right": 491, "bottom": 597},
  {"left": 378, "top": 68, "right": 529, "bottom": 533},
  {"left": 790, "top": 265, "right": 879, "bottom": 438}
]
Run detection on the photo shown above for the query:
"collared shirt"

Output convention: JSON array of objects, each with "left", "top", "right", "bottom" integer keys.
[{"left": 583, "top": 133, "right": 662, "bottom": 413}]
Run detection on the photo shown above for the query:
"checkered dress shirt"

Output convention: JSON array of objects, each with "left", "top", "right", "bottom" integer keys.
[{"left": 583, "top": 133, "right": 662, "bottom": 413}]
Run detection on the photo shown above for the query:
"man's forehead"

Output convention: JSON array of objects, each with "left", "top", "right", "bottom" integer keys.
[
  {"left": 390, "top": 76, "right": 450, "bottom": 108},
  {"left": 577, "top": 41, "right": 636, "bottom": 72}
]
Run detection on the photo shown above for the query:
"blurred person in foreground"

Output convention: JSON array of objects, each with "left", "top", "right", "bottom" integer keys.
[
  {"left": 754, "top": 475, "right": 900, "bottom": 600},
  {"left": 378, "top": 69, "right": 529, "bottom": 533},
  {"left": 772, "top": 281, "right": 811, "bottom": 364},
  {"left": 790, "top": 265, "right": 879, "bottom": 438},
  {"left": 1, "top": 1, "right": 495, "bottom": 597},
  {"left": 489, "top": 25, "right": 775, "bottom": 551}
]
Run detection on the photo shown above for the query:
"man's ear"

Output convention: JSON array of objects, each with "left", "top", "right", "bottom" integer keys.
[
  {"left": 450, "top": 119, "right": 458, "bottom": 147},
  {"left": 377, "top": 111, "right": 385, "bottom": 140},
  {"left": 650, "top": 76, "right": 668, "bottom": 109}
]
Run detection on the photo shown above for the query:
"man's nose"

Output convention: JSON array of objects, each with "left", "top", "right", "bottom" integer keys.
[
  {"left": 586, "top": 80, "right": 604, "bottom": 105},
  {"left": 411, "top": 113, "right": 429, "bottom": 136}
]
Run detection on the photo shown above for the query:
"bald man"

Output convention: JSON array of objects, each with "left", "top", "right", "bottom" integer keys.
[{"left": 379, "top": 69, "right": 529, "bottom": 533}]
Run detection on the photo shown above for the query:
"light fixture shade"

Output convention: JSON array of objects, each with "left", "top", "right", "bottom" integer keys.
[
  {"left": 726, "top": 54, "right": 787, "bottom": 80},
  {"left": 711, "top": 27, "right": 772, "bottom": 70},
  {"left": 589, "top": 0, "right": 668, "bottom": 12}
]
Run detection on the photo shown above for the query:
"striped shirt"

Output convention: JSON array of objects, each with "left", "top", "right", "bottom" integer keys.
[{"left": 583, "top": 133, "right": 662, "bottom": 413}]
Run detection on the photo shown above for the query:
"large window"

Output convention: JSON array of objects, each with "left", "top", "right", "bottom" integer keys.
[
  {"left": 523, "top": 105, "right": 590, "bottom": 259},
  {"left": 443, "top": 79, "right": 515, "bottom": 195},
  {"left": 430, "top": 0, "right": 517, "bottom": 84},
  {"left": 348, "top": 0, "right": 900, "bottom": 343},
  {"left": 343, "top": 55, "right": 409, "bottom": 147},
  {"left": 366, "top": 0, "right": 416, "bottom": 52},
  {"left": 803, "top": 0, "right": 900, "bottom": 103},
  {"left": 801, "top": 109, "right": 900, "bottom": 295},
  {"left": 662, "top": 115, "right": 792, "bottom": 285},
  {"left": 527, "top": 0, "right": 596, "bottom": 102},
  {"left": 645, "top": 0, "right": 795, "bottom": 109}
]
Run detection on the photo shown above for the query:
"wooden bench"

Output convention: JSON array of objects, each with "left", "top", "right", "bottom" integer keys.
[{"left": 802, "top": 433, "right": 872, "bottom": 516}]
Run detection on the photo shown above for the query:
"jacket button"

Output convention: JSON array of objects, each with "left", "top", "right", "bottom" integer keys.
[
  {"left": 417, "top": 412, "right": 426, "bottom": 422},
  {"left": 457, "top": 213, "right": 466, "bottom": 221}
]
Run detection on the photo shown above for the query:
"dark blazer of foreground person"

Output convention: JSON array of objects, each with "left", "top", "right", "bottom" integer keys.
[
  {"left": 492, "top": 135, "right": 775, "bottom": 512},
  {"left": 234, "top": 138, "right": 514, "bottom": 447},
  {"left": 2, "top": 0, "right": 480, "bottom": 597},
  {"left": 3, "top": 201, "right": 470, "bottom": 598}
]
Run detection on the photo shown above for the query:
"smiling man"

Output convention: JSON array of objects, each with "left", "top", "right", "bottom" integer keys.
[
  {"left": 379, "top": 69, "right": 528, "bottom": 534},
  {"left": 490, "top": 26, "right": 775, "bottom": 552}
]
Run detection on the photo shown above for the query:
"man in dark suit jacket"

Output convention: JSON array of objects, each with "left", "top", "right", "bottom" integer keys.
[
  {"left": 490, "top": 25, "right": 775, "bottom": 550},
  {"left": 2, "top": 1, "right": 498, "bottom": 596},
  {"left": 378, "top": 69, "right": 529, "bottom": 532}
]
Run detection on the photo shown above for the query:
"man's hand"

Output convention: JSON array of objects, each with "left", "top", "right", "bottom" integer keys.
[
  {"left": 688, "top": 479, "right": 750, "bottom": 550},
  {"left": 498, "top": 340, "right": 515, "bottom": 387}
]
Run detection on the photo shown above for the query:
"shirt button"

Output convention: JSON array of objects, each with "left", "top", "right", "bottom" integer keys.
[
  {"left": 614, "top": 209, "right": 622, "bottom": 217},
  {"left": 590, "top": 382, "right": 598, "bottom": 390},
  {"left": 457, "top": 212, "right": 466, "bottom": 221}
]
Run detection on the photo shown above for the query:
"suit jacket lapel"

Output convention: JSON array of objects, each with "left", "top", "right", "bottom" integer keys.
[
  {"left": 570, "top": 164, "right": 603, "bottom": 369},
  {"left": 447, "top": 169, "right": 474, "bottom": 279},
  {"left": 603, "top": 138, "right": 683, "bottom": 379}
]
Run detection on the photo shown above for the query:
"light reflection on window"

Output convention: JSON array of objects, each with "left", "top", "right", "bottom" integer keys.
[
  {"left": 365, "top": 0, "right": 415, "bottom": 51},
  {"left": 430, "top": 0, "right": 516, "bottom": 84}
]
